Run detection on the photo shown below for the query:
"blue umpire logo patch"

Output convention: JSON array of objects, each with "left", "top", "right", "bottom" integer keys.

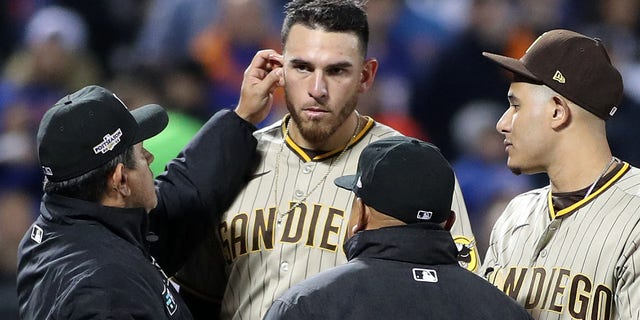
[{"left": 162, "top": 284, "right": 177, "bottom": 316}]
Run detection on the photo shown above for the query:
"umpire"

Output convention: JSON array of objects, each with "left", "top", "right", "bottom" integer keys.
[
  {"left": 264, "top": 136, "right": 532, "bottom": 320},
  {"left": 17, "top": 85, "right": 266, "bottom": 319}
]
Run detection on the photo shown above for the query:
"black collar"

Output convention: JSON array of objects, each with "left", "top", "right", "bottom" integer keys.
[
  {"left": 41, "top": 194, "right": 149, "bottom": 252},
  {"left": 343, "top": 223, "right": 459, "bottom": 265}
]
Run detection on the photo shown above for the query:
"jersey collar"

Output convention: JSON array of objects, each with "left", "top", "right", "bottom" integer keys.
[
  {"left": 548, "top": 161, "right": 630, "bottom": 220},
  {"left": 281, "top": 114, "right": 374, "bottom": 162}
]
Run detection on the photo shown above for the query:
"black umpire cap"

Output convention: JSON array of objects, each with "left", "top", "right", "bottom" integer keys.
[
  {"left": 335, "top": 136, "right": 454, "bottom": 224},
  {"left": 37, "top": 85, "right": 168, "bottom": 182}
]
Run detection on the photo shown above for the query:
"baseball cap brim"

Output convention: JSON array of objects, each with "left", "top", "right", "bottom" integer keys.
[
  {"left": 131, "top": 104, "right": 168, "bottom": 144},
  {"left": 482, "top": 52, "right": 541, "bottom": 83},
  {"left": 334, "top": 174, "right": 357, "bottom": 191}
]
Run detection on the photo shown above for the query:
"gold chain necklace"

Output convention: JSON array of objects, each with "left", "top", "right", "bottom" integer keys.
[{"left": 273, "top": 112, "right": 361, "bottom": 225}]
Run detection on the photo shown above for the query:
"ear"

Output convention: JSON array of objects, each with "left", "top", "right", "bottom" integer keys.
[
  {"left": 110, "top": 163, "right": 131, "bottom": 197},
  {"left": 350, "top": 197, "right": 370, "bottom": 235},
  {"left": 358, "top": 58, "right": 379, "bottom": 93},
  {"left": 550, "top": 96, "right": 571, "bottom": 129},
  {"left": 443, "top": 211, "right": 456, "bottom": 231}
]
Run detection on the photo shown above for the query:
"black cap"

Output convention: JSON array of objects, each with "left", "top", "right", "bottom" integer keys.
[
  {"left": 483, "top": 29, "right": 623, "bottom": 120},
  {"left": 37, "top": 85, "right": 168, "bottom": 182},
  {"left": 334, "top": 136, "right": 454, "bottom": 224}
]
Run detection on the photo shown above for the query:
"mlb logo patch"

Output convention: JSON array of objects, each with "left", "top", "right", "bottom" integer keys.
[
  {"left": 31, "top": 225, "right": 44, "bottom": 244},
  {"left": 417, "top": 210, "right": 433, "bottom": 220},
  {"left": 413, "top": 268, "right": 438, "bottom": 283},
  {"left": 162, "top": 284, "right": 177, "bottom": 316}
]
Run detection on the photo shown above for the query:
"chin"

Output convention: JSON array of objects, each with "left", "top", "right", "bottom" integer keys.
[
  {"left": 145, "top": 200, "right": 158, "bottom": 213},
  {"left": 509, "top": 167, "right": 523, "bottom": 176},
  {"left": 298, "top": 121, "right": 334, "bottom": 143},
  {"left": 506, "top": 159, "right": 522, "bottom": 176}
]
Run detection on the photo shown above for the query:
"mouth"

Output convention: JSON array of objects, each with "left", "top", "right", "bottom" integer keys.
[
  {"left": 503, "top": 139, "right": 513, "bottom": 151},
  {"left": 301, "top": 107, "right": 330, "bottom": 119}
]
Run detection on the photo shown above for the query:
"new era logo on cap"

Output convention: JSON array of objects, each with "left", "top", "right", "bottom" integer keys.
[
  {"left": 553, "top": 71, "right": 565, "bottom": 83},
  {"left": 112, "top": 93, "right": 128, "bottom": 110}
]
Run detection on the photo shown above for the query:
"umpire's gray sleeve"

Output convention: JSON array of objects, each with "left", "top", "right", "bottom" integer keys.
[{"left": 149, "top": 109, "right": 259, "bottom": 275}]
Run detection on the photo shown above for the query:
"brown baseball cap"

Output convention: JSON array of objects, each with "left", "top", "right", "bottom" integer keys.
[{"left": 483, "top": 29, "right": 623, "bottom": 120}]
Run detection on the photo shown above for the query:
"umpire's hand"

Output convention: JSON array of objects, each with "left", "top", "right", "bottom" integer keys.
[{"left": 235, "top": 49, "right": 285, "bottom": 125}]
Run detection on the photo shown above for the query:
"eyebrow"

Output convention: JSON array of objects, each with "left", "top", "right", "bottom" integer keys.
[
  {"left": 289, "top": 58, "right": 354, "bottom": 70},
  {"left": 328, "top": 61, "right": 354, "bottom": 69}
]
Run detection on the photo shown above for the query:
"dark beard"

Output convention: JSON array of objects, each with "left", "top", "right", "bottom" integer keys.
[{"left": 285, "top": 93, "right": 357, "bottom": 145}]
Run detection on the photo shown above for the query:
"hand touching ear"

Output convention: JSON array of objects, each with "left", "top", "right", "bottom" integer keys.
[{"left": 235, "top": 49, "right": 285, "bottom": 125}]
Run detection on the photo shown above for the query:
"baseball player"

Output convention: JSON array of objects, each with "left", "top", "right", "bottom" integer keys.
[
  {"left": 481, "top": 29, "right": 640, "bottom": 320},
  {"left": 174, "top": 1, "right": 479, "bottom": 319}
]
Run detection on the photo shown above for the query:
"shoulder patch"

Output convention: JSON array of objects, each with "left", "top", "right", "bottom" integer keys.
[
  {"left": 30, "top": 224, "right": 44, "bottom": 244},
  {"left": 453, "top": 236, "right": 479, "bottom": 272}
]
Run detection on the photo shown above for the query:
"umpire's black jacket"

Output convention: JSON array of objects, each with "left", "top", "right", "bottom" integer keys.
[
  {"left": 17, "top": 110, "right": 257, "bottom": 319},
  {"left": 264, "top": 224, "right": 533, "bottom": 320}
]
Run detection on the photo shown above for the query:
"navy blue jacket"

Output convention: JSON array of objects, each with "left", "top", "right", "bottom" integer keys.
[
  {"left": 264, "top": 224, "right": 532, "bottom": 320},
  {"left": 17, "top": 110, "right": 257, "bottom": 319}
]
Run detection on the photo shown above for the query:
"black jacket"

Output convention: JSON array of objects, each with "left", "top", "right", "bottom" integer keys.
[
  {"left": 17, "top": 110, "right": 257, "bottom": 319},
  {"left": 264, "top": 224, "right": 532, "bottom": 320}
]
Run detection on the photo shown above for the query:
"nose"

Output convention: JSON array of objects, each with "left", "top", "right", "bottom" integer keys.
[
  {"left": 496, "top": 109, "right": 511, "bottom": 134},
  {"left": 308, "top": 72, "right": 328, "bottom": 100}
]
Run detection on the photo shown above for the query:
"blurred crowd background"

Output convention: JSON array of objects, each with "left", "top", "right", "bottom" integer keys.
[{"left": 1, "top": 0, "right": 639, "bottom": 317}]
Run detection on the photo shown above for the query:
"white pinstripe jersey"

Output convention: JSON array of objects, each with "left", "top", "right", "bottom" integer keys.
[
  {"left": 482, "top": 162, "right": 640, "bottom": 320},
  {"left": 177, "top": 115, "right": 479, "bottom": 320}
]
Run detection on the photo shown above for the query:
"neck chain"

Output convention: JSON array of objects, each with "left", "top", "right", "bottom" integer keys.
[
  {"left": 584, "top": 156, "right": 618, "bottom": 199},
  {"left": 274, "top": 112, "right": 361, "bottom": 225}
]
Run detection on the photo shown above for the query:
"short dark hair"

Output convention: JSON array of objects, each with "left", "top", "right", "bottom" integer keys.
[
  {"left": 43, "top": 146, "right": 136, "bottom": 202},
  {"left": 281, "top": 0, "right": 369, "bottom": 57}
]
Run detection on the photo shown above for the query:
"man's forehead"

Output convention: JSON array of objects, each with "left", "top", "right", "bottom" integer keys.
[
  {"left": 284, "top": 25, "right": 362, "bottom": 60},
  {"left": 507, "top": 83, "right": 528, "bottom": 101},
  {"left": 508, "top": 81, "right": 548, "bottom": 101}
]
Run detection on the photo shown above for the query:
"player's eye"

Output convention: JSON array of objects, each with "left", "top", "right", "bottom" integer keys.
[
  {"left": 327, "top": 67, "right": 346, "bottom": 76},
  {"left": 292, "top": 63, "right": 311, "bottom": 73}
]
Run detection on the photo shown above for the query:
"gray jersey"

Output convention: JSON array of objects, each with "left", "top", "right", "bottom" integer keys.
[
  {"left": 176, "top": 115, "right": 479, "bottom": 320},
  {"left": 482, "top": 162, "right": 640, "bottom": 320}
]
